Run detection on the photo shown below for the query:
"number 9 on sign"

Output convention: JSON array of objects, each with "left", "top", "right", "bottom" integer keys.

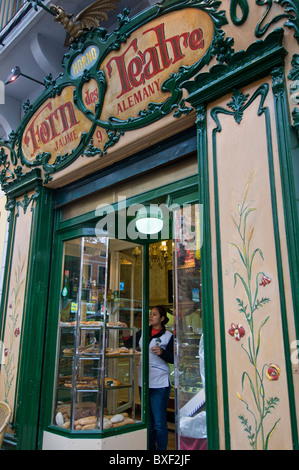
[{"left": 96, "top": 130, "right": 103, "bottom": 143}]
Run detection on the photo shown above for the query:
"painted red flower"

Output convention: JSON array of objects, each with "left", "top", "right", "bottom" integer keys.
[
  {"left": 14, "top": 327, "right": 20, "bottom": 337},
  {"left": 4, "top": 348, "right": 8, "bottom": 356},
  {"left": 266, "top": 363, "right": 280, "bottom": 381},
  {"left": 228, "top": 323, "right": 245, "bottom": 341},
  {"left": 259, "top": 275, "right": 271, "bottom": 287}
]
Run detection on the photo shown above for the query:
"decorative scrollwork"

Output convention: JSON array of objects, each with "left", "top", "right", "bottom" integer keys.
[
  {"left": 211, "top": 84, "right": 269, "bottom": 130},
  {"left": 288, "top": 54, "right": 299, "bottom": 132},
  {"left": 230, "top": 0, "right": 249, "bottom": 26},
  {"left": 227, "top": 89, "right": 250, "bottom": 123},
  {"left": 15, "top": 189, "right": 40, "bottom": 217},
  {"left": 84, "top": 137, "right": 104, "bottom": 157},
  {"left": 1, "top": 0, "right": 229, "bottom": 188},
  {"left": 255, "top": 0, "right": 299, "bottom": 43},
  {"left": 211, "top": 36, "right": 235, "bottom": 64}
]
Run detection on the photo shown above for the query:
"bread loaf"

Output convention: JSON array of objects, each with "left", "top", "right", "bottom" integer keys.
[
  {"left": 62, "top": 421, "right": 70, "bottom": 429},
  {"left": 110, "top": 414, "right": 124, "bottom": 423},
  {"left": 82, "top": 423, "right": 97, "bottom": 430},
  {"left": 55, "top": 412, "right": 64, "bottom": 427},
  {"left": 103, "top": 418, "right": 112, "bottom": 429},
  {"left": 112, "top": 418, "right": 135, "bottom": 427},
  {"left": 105, "top": 378, "right": 121, "bottom": 387},
  {"left": 75, "top": 415, "right": 97, "bottom": 426}
]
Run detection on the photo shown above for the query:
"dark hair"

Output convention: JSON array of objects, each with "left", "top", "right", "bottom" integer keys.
[{"left": 152, "top": 305, "right": 169, "bottom": 325}]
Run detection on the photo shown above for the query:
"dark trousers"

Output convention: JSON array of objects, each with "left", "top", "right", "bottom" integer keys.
[{"left": 148, "top": 385, "right": 171, "bottom": 450}]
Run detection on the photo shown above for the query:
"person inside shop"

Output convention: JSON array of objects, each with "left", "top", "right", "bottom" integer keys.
[{"left": 123, "top": 305, "right": 174, "bottom": 450}]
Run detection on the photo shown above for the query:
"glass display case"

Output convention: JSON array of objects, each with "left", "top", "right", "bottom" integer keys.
[
  {"left": 173, "top": 204, "right": 207, "bottom": 450},
  {"left": 53, "top": 237, "right": 143, "bottom": 432}
]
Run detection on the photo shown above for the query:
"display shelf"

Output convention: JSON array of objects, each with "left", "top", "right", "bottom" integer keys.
[
  {"left": 54, "top": 322, "right": 138, "bottom": 432},
  {"left": 53, "top": 237, "right": 143, "bottom": 434}
]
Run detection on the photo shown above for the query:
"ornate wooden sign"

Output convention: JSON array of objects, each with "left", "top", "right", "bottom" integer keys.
[
  {"left": 0, "top": 0, "right": 298, "bottom": 186},
  {"left": 0, "top": 0, "right": 227, "bottom": 183},
  {"left": 99, "top": 9, "right": 213, "bottom": 120}
]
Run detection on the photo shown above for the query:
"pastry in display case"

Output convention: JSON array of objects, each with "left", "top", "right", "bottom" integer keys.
[
  {"left": 54, "top": 324, "right": 139, "bottom": 431},
  {"left": 53, "top": 237, "right": 142, "bottom": 432}
]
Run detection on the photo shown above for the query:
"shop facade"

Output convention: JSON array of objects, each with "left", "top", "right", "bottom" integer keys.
[{"left": 0, "top": 0, "right": 298, "bottom": 450}]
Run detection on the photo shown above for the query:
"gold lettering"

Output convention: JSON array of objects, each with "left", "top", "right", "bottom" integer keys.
[
  {"left": 72, "top": 62, "right": 78, "bottom": 76},
  {"left": 86, "top": 50, "right": 92, "bottom": 64},
  {"left": 91, "top": 47, "right": 97, "bottom": 60}
]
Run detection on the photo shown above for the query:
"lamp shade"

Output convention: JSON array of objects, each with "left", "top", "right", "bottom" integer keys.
[
  {"left": 136, "top": 206, "right": 163, "bottom": 235},
  {"left": 5, "top": 66, "right": 44, "bottom": 85},
  {"left": 5, "top": 66, "right": 21, "bottom": 84}
]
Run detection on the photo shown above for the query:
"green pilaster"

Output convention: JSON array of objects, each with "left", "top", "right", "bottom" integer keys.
[
  {"left": 1, "top": 171, "right": 54, "bottom": 450},
  {"left": 195, "top": 106, "right": 220, "bottom": 450},
  {"left": 15, "top": 185, "right": 54, "bottom": 450},
  {"left": 271, "top": 66, "right": 299, "bottom": 449}
]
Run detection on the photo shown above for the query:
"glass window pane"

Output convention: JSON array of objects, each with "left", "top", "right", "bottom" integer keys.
[
  {"left": 173, "top": 204, "right": 207, "bottom": 450},
  {"left": 53, "top": 237, "right": 108, "bottom": 431},
  {"left": 105, "top": 241, "right": 143, "bottom": 427}
]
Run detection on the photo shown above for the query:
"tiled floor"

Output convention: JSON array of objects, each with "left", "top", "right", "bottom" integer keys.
[{"left": 167, "top": 430, "right": 176, "bottom": 450}]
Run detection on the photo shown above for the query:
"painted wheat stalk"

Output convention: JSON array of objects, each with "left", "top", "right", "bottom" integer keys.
[{"left": 229, "top": 171, "right": 280, "bottom": 450}]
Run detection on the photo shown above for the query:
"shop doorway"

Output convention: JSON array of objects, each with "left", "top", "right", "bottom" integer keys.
[
  {"left": 147, "top": 240, "right": 175, "bottom": 449},
  {"left": 46, "top": 201, "right": 206, "bottom": 450},
  {"left": 107, "top": 238, "right": 175, "bottom": 448},
  {"left": 105, "top": 240, "right": 173, "bottom": 430},
  {"left": 172, "top": 204, "right": 207, "bottom": 450},
  {"left": 103, "top": 202, "right": 206, "bottom": 450}
]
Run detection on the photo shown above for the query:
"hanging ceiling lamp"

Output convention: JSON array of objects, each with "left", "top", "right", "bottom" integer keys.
[
  {"left": 5, "top": 66, "right": 44, "bottom": 85},
  {"left": 135, "top": 205, "right": 164, "bottom": 235}
]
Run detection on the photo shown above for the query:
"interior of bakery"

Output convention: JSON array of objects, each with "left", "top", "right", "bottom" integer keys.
[
  {"left": 115, "top": 236, "right": 205, "bottom": 450},
  {"left": 116, "top": 239, "right": 176, "bottom": 448}
]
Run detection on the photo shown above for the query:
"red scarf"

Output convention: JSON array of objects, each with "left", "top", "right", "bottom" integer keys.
[{"left": 151, "top": 328, "right": 162, "bottom": 336}]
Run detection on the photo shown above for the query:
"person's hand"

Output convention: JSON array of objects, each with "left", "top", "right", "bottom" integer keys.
[
  {"left": 151, "top": 345, "right": 162, "bottom": 355},
  {"left": 121, "top": 323, "right": 130, "bottom": 337}
]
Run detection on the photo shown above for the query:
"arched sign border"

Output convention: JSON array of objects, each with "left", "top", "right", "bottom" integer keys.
[{"left": 2, "top": 0, "right": 228, "bottom": 182}]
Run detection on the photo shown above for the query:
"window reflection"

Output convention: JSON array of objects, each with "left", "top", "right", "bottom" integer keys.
[
  {"left": 173, "top": 204, "right": 207, "bottom": 450},
  {"left": 53, "top": 237, "right": 143, "bottom": 432}
]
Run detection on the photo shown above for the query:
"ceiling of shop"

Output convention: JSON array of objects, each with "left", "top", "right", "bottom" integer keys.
[{"left": 0, "top": 0, "right": 158, "bottom": 138}]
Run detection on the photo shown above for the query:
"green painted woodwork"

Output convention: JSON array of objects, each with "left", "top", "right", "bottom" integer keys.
[
  {"left": 0, "top": 0, "right": 298, "bottom": 451},
  {"left": 183, "top": 28, "right": 299, "bottom": 449},
  {"left": 195, "top": 106, "right": 219, "bottom": 450},
  {"left": 14, "top": 186, "right": 54, "bottom": 450},
  {"left": 271, "top": 66, "right": 299, "bottom": 449},
  {"left": 0, "top": 0, "right": 298, "bottom": 191},
  {"left": 288, "top": 54, "right": 299, "bottom": 131},
  {"left": 0, "top": 174, "right": 54, "bottom": 450},
  {"left": 230, "top": 0, "right": 249, "bottom": 26},
  {"left": 183, "top": 28, "right": 287, "bottom": 108},
  {"left": 204, "top": 80, "right": 298, "bottom": 450},
  {"left": 254, "top": 0, "right": 299, "bottom": 42},
  {"left": 142, "top": 244, "right": 150, "bottom": 451},
  {"left": 38, "top": 174, "right": 199, "bottom": 447}
]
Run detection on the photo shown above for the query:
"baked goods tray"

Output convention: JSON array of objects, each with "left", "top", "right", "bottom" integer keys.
[
  {"left": 58, "top": 384, "right": 133, "bottom": 392},
  {"left": 60, "top": 322, "right": 104, "bottom": 328}
]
